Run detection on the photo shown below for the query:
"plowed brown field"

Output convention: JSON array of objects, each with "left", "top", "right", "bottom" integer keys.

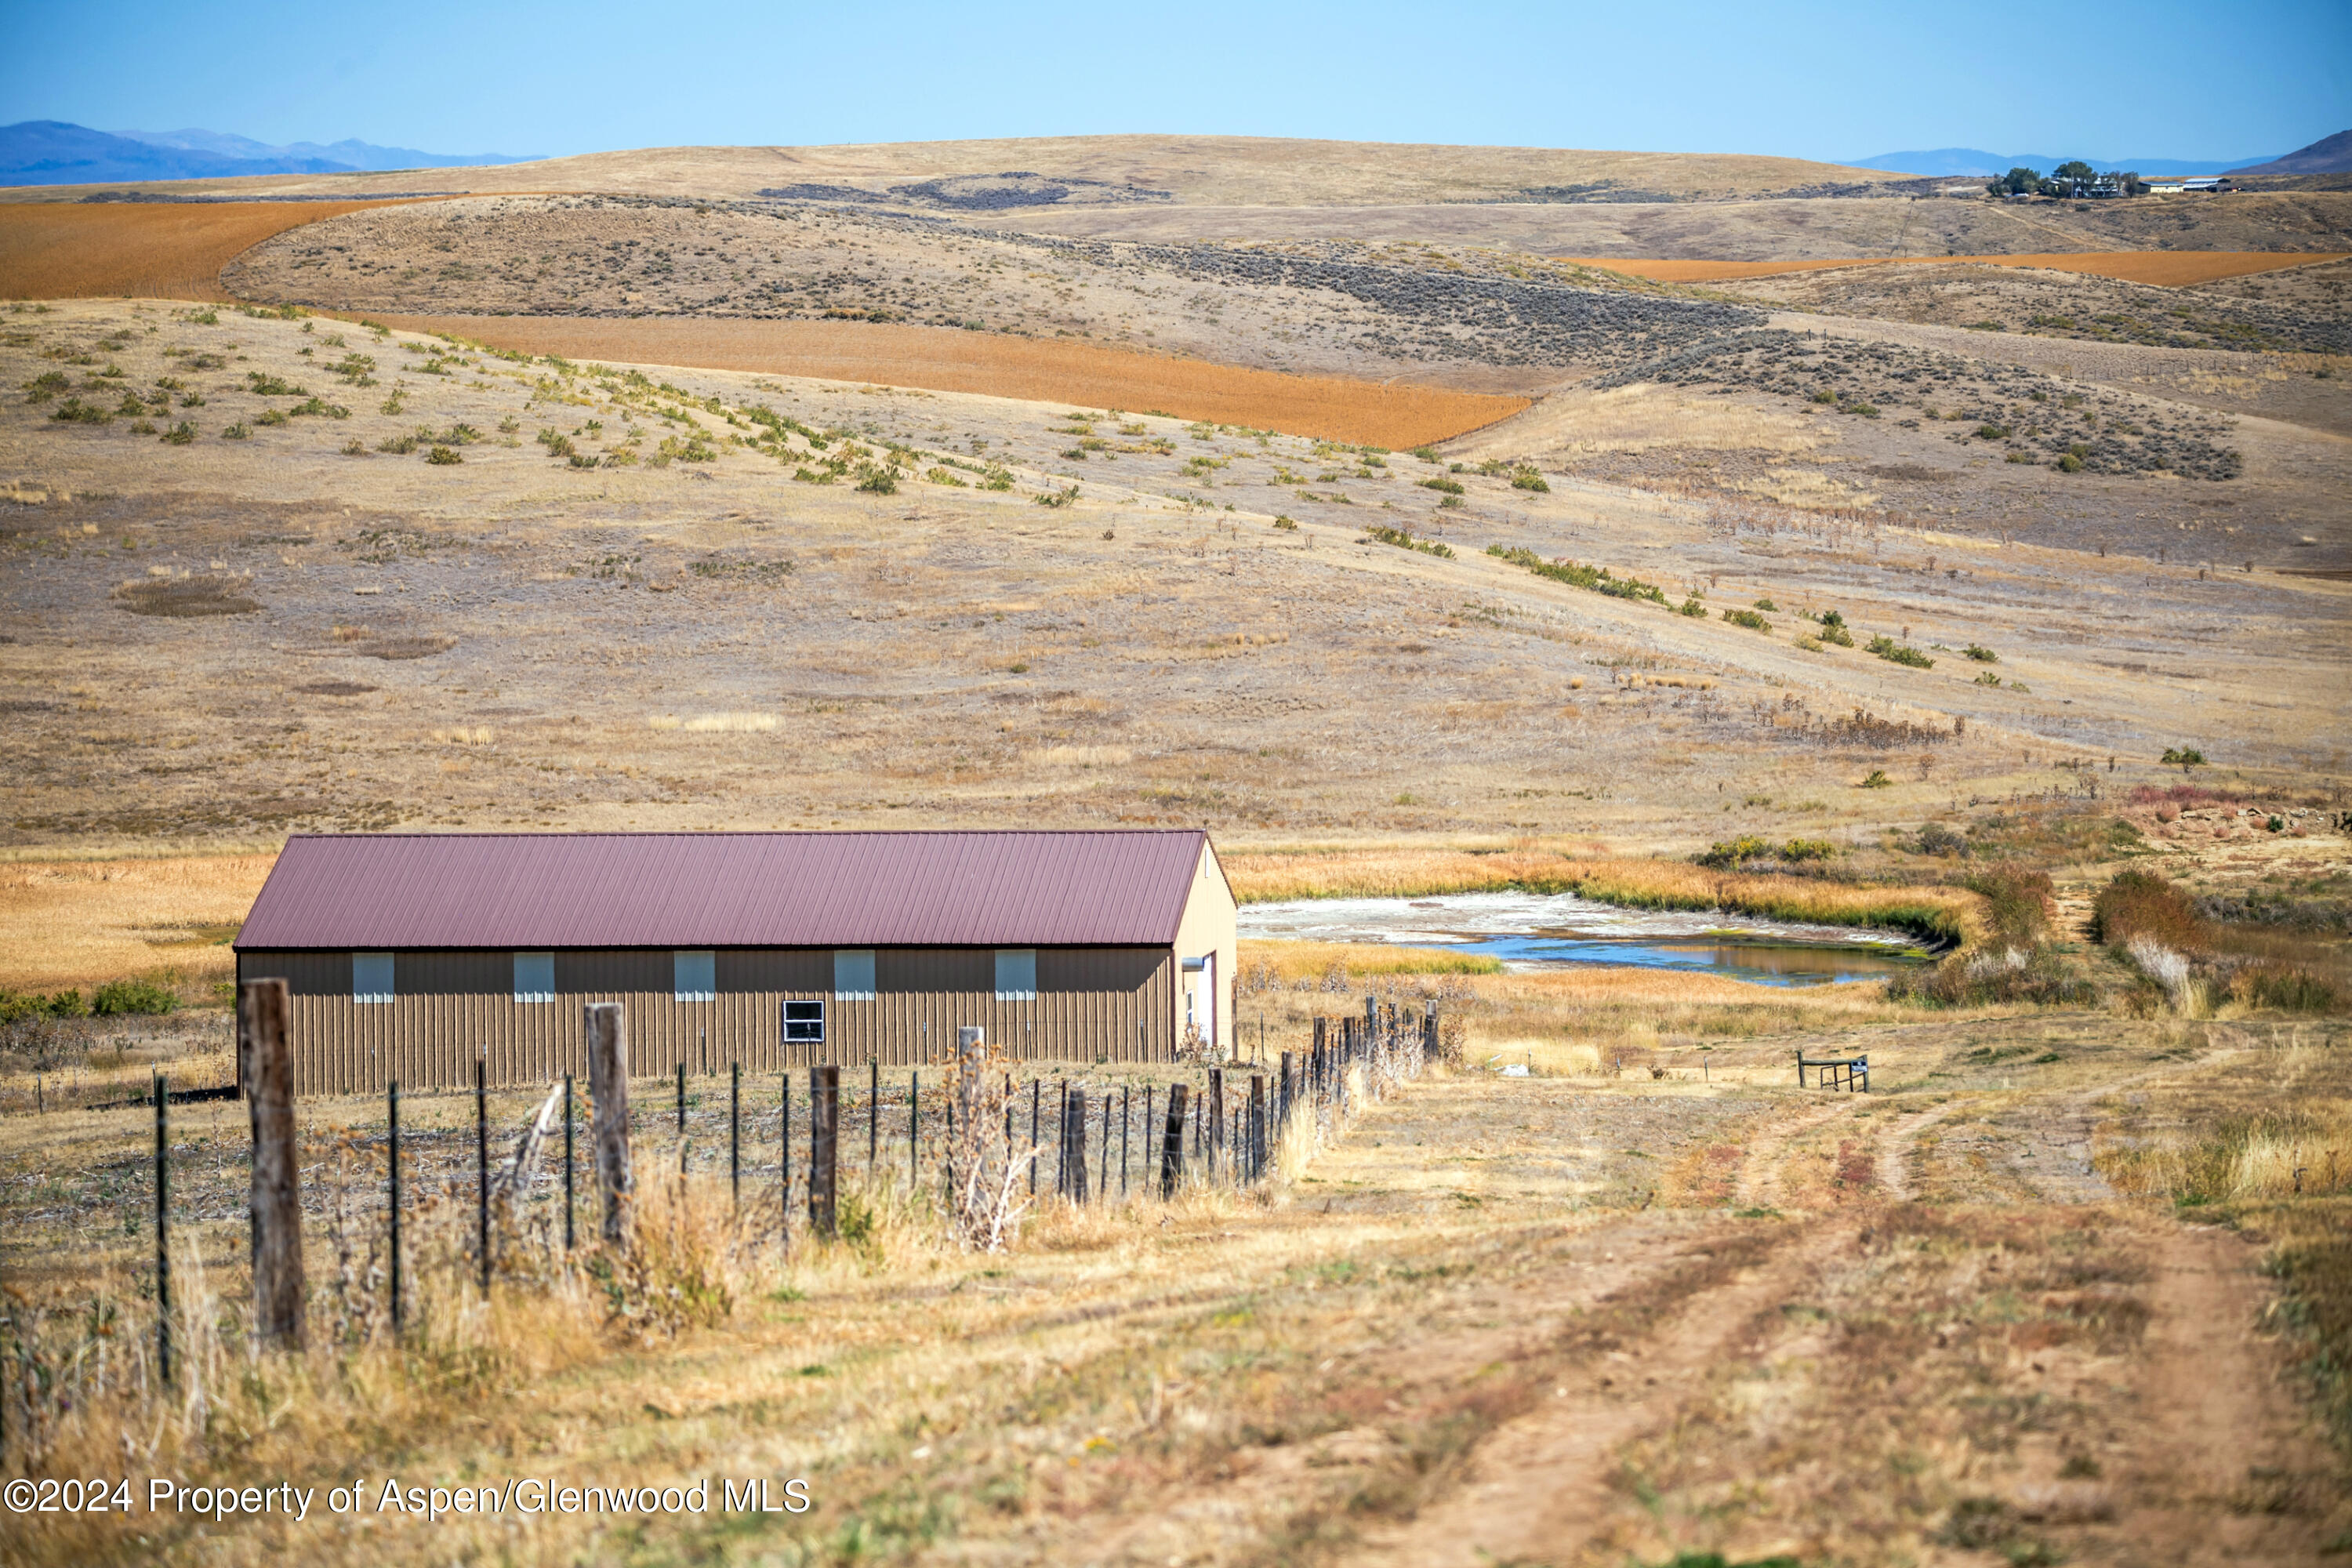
[
  {"left": 367, "top": 313, "right": 1532, "bottom": 447},
  {"left": 1563, "top": 250, "right": 2348, "bottom": 285},
  {"left": 0, "top": 199, "right": 431, "bottom": 301}
]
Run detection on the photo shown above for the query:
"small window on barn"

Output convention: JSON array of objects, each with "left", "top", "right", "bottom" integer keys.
[
  {"left": 673, "top": 950, "right": 715, "bottom": 1002},
  {"left": 833, "top": 949, "right": 875, "bottom": 1001},
  {"left": 994, "top": 949, "right": 1036, "bottom": 1002},
  {"left": 354, "top": 953, "right": 394, "bottom": 1005},
  {"left": 783, "top": 999, "right": 825, "bottom": 1043},
  {"left": 514, "top": 953, "right": 554, "bottom": 1004}
]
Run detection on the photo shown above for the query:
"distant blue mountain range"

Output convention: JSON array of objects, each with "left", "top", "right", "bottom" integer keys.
[
  {"left": 1846, "top": 147, "right": 2276, "bottom": 178},
  {"left": 0, "top": 121, "right": 541, "bottom": 187}
]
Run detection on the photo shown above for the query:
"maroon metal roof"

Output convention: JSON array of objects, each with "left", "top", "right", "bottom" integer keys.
[{"left": 235, "top": 830, "right": 1219, "bottom": 951}]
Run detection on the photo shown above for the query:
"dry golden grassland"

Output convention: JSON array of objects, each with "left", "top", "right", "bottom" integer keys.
[
  {"left": 0, "top": 855, "right": 271, "bottom": 990},
  {"left": 0, "top": 200, "right": 432, "bottom": 301},
  {"left": 1563, "top": 249, "right": 2352, "bottom": 286}
]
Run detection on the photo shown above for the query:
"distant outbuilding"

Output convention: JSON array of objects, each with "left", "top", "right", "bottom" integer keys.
[{"left": 234, "top": 830, "right": 1236, "bottom": 1094}]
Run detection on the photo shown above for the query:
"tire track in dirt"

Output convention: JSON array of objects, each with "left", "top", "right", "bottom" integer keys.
[
  {"left": 2105, "top": 1221, "right": 2333, "bottom": 1565},
  {"left": 1336, "top": 1219, "right": 1853, "bottom": 1568}
]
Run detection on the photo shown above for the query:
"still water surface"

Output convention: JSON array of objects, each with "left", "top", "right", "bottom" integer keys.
[{"left": 1237, "top": 891, "right": 1926, "bottom": 988}]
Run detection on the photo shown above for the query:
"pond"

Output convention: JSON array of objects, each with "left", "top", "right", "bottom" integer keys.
[{"left": 1236, "top": 891, "right": 1929, "bottom": 988}]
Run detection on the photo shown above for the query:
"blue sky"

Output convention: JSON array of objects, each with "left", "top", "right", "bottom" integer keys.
[{"left": 4, "top": 0, "right": 2344, "bottom": 162}]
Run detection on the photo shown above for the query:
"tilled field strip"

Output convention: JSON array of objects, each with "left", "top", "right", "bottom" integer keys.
[
  {"left": 360, "top": 312, "right": 1532, "bottom": 448},
  {"left": 1564, "top": 251, "right": 2351, "bottom": 287},
  {"left": 0, "top": 198, "right": 454, "bottom": 301}
]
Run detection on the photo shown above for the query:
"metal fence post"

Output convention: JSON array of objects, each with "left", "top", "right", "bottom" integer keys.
[
  {"left": 154, "top": 1073, "right": 171, "bottom": 1385},
  {"left": 388, "top": 1080, "right": 403, "bottom": 1332}
]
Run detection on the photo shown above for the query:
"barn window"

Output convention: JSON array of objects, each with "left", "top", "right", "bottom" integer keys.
[
  {"left": 784, "top": 999, "right": 826, "bottom": 1043},
  {"left": 354, "top": 952, "right": 394, "bottom": 1005},
  {"left": 673, "top": 950, "right": 715, "bottom": 1002},
  {"left": 994, "top": 949, "right": 1036, "bottom": 1001},
  {"left": 833, "top": 949, "right": 875, "bottom": 1000},
  {"left": 513, "top": 952, "right": 554, "bottom": 1004}
]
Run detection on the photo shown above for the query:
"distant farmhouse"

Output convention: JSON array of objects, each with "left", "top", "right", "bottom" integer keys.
[{"left": 234, "top": 830, "right": 1239, "bottom": 1094}]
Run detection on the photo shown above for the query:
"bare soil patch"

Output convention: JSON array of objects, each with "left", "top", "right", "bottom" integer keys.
[
  {"left": 366, "top": 310, "right": 1530, "bottom": 448},
  {"left": 0, "top": 200, "right": 430, "bottom": 301}
]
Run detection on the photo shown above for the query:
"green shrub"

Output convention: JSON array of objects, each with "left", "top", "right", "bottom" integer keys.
[
  {"left": 1272, "top": 516, "right": 1298, "bottom": 531},
  {"left": 426, "top": 445, "right": 463, "bottom": 465},
  {"left": 855, "top": 463, "right": 899, "bottom": 494},
  {"left": 1721, "top": 607, "right": 1771, "bottom": 631},
  {"left": 257, "top": 408, "right": 289, "bottom": 426},
  {"left": 1364, "top": 524, "right": 1453, "bottom": 558},
  {"left": 1753, "top": 597, "right": 1778, "bottom": 612},
  {"left": 376, "top": 433, "right": 419, "bottom": 455},
  {"left": 160, "top": 421, "right": 196, "bottom": 445},
  {"left": 1410, "top": 445, "right": 1439, "bottom": 462},
  {"left": 50, "top": 397, "right": 110, "bottom": 424},
  {"left": 1510, "top": 467, "right": 1549, "bottom": 492},
  {"left": 1487, "top": 545, "right": 1668, "bottom": 604},
  {"left": 1782, "top": 838, "right": 1835, "bottom": 862},
  {"left": 1419, "top": 477, "right": 1465, "bottom": 495},
  {"left": 92, "top": 978, "right": 177, "bottom": 1016},
  {"left": 245, "top": 372, "right": 305, "bottom": 397},
  {"left": 1867, "top": 634, "right": 1933, "bottom": 667},
  {"left": 289, "top": 396, "right": 350, "bottom": 419},
  {"left": 1033, "top": 483, "right": 1080, "bottom": 508},
  {"left": 1860, "top": 770, "right": 1892, "bottom": 789},
  {"left": 1677, "top": 596, "right": 1706, "bottom": 617},
  {"left": 2160, "top": 746, "right": 2205, "bottom": 771},
  {"left": 1696, "top": 835, "right": 1773, "bottom": 869},
  {"left": 1974, "top": 670, "right": 2002, "bottom": 686},
  {"left": 221, "top": 423, "right": 250, "bottom": 440},
  {"left": 981, "top": 465, "right": 1014, "bottom": 492}
]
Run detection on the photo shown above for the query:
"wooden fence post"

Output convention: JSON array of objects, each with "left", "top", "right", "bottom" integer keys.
[
  {"left": 586, "top": 1002, "right": 632, "bottom": 1247},
  {"left": 779, "top": 1074, "right": 793, "bottom": 1246},
  {"left": 1159, "top": 1082, "right": 1189, "bottom": 1198},
  {"left": 809, "top": 1064, "right": 839, "bottom": 1238},
  {"left": 153, "top": 1073, "right": 170, "bottom": 1385},
  {"left": 731, "top": 1061, "right": 742, "bottom": 1207},
  {"left": 1206, "top": 1067, "right": 1225, "bottom": 1181},
  {"left": 869, "top": 1058, "right": 880, "bottom": 1174},
  {"left": 1065, "top": 1087, "right": 1090, "bottom": 1203},
  {"left": 1249, "top": 1074, "right": 1265, "bottom": 1181},
  {"left": 676, "top": 1060, "right": 688, "bottom": 1177},
  {"left": 1120, "top": 1084, "right": 1131, "bottom": 1197},
  {"left": 241, "top": 978, "right": 304, "bottom": 1348},
  {"left": 1098, "top": 1091, "right": 1112, "bottom": 1199},
  {"left": 1029, "top": 1078, "right": 1042, "bottom": 1195},
  {"left": 561, "top": 1073, "right": 574, "bottom": 1252},
  {"left": 910, "top": 1069, "right": 920, "bottom": 1187}
]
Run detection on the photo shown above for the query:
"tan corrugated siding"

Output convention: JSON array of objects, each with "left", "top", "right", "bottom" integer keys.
[{"left": 248, "top": 944, "right": 1184, "bottom": 1092}]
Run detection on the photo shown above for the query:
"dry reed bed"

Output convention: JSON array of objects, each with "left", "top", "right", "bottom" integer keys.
[
  {"left": 0, "top": 201, "right": 434, "bottom": 302},
  {"left": 1225, "top": 847, "right": 1984, "bottom": 947},
  {"left": 1562, "top": 250, "right": 2351, "bottom": 287},
  {"left": 364, "top": 313, "right": 1530, "bottom": 448},
  {"left": 0, "top": 855, "right": 274, "bottom": 992}
]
